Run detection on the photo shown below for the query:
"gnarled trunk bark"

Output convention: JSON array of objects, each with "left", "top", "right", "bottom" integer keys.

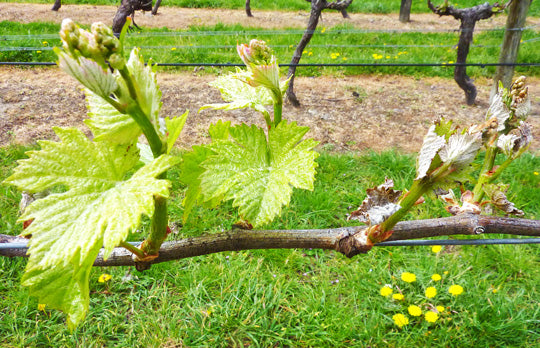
[
  {"left": 51, "top": 0, "right": 61, "bottom": 11},
  {"left": 112, "top": 0, "right": 153, "bottom": 34}
]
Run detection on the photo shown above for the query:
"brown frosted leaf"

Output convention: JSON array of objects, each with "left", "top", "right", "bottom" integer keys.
[
  {"left": 438, "top": 189, "right": 480, "bottom": 215},
  {"left": 348, "top": 178, "right": 402, "bottom": 225},
  {"left": 483, "top": 184, "right": 524, "bottom": 217}
]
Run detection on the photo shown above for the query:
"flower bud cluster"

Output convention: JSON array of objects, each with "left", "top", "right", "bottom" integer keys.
[
  {"left": 510, "top": 75, "right": 528, "bottom": 107},
  {"left": 236, "top": 40, "right": 282, "bottom": 102},
  {"left": 60, "top": 19, "right": 124, "bottom": 69}
]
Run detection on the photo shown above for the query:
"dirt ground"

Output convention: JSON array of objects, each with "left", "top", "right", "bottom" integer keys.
[{"left": 0, "top": 3, "right": 539, "bottom": 153}]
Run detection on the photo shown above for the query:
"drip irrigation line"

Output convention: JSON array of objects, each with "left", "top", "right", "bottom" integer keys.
[
  {"left": 2, "top": 61, "right": 540, "bottom": 68},
  {"left": 0, "top": 238, "right": 538, "bottom": 252}
]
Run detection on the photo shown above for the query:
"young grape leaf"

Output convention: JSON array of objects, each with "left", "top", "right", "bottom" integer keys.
[
  {"left": 199, "top": 72, "right": 272, "bottom": 118},
  {"left": 416, "top": 125, "right": 446, "bottom": 180},
  {"left": 4, "top": 127, "right": 177, "bottom": 328},
  {"left": 439, "top": 132, "right": 482, "bottom": 169},
  {"left": 164, "top": 111, "right": 189, "bottom": 154},
  {"left": 56, "top": 49, "right": 117, "bottom": 100},
  {"left": 198, "top": 121, "right": 319, "bottom": 227},
  {"left": 84, "top": 89, "right": 141, "bottom": 144},
  {"left": 486, "top": 92, "right": 511, "bottom": 132},
  {"left": 125, "top": 48, "right": 162, "bottom": 126}
]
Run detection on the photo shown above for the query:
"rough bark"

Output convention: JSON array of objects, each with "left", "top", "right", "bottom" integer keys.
[
  {"left": 51, "top": 0, "right": 61, "bottom": 11},
  {"left": 2, "top": 214, "right": 539, "bottom": 266},
  {"left": 246, "top": 0, "right": 253, "bottom": 17},
  {"left": 287, "top": 0, "right": 353, "bottom": 106},
  {"left": 399, "top": 0, "right": 412, "bottom": 23},
  {"left": 428, "top": 0, "right": 504, "bottom": 105},
  {"left": 491, "top": 0, "right": 532, "bottom": 101},
  {"left": 112, "top": 0, "right": 153, "bottom": 35},
  {"left": 152, "top": 0, "right": 162, "bottom": 15}
]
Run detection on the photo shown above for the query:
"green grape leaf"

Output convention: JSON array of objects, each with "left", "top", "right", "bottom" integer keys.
[
  {"left": 179, "top": 145, "right": 216, "bottom": 222},
  {"left": 208, "top": 120, "right": 231, "bottom": 141},
  {"left": 164, "top": 111, "right": 189, "bottom": 154},
  {"left": 84, "top": 89, "right": 142, "bottom": 144},
  {"left": 199, "top": 72, "right": 272, "bottom": 118},
  {"left": 179, "top": 121, "right": 231, "bottom": 222},
  {"left": 56, "top": 49, "right": 117, "bottom": 100},
  {"left": 198, "top": 121, "right": 319, "bottom": 227},
  {"left": 4, "top": 127, "right": 177, "bottom": 328},
  {"left": 126, "top": 48, "right": 162, "bottom": 125}
]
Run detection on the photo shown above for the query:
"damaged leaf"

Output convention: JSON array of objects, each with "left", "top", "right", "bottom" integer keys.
[
  {"left": 348, "top": 178, "right": 402, "bottom": 225},
  {"left": 438, "top": 190, "right": 481, "bottom": 215},
  {"left": 483, "top": 183, "right": 524, "bottom": 216}
]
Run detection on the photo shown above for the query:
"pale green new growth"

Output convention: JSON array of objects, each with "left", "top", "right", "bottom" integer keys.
[
  {"left": 199, "top": 72, "right": 273, "bottom": 118},
  {"left": 85, "top": 89, "right": 141, "bottom": 143},
  {"left": 165, "top": 111, "right": 189, "bottom": 154},
  {"left": 5, "top": 127, "right": 178, "bottom": 328},
  {"left": 56, "top": 49, "right": 117, "bottom": 99},
  {"left": 199, "top": 121, "right": 319, "bottom": 227}
]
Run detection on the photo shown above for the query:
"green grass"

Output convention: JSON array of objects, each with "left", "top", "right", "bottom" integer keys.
[
  {"left": 1, "top": 145, "right": 539, "bottom": 347},
  {"left": 2, "top": 21, "right": 540, "bottom": 78},
  {"left": 2, "top": 0, "right": 540, "bottom": 16}
]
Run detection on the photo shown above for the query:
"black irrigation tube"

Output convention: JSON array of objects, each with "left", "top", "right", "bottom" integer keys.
[
  {"left": 1, "top": 61, "right": 540, "bottom": 67},
  {"left": 1, "top": 238, "right": 539, "bottom": 252}
]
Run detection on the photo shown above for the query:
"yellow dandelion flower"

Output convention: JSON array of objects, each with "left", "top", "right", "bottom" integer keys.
[
  {"left": 431, "top": 273, "right": 442, "bottom": 281},
  {"left": 449, "top": 285, "right": 464, "bottom": 296},
  {"left": 303, "top": 50, "right": 308, "bottom": 54},
  {"left": 342, "top": 57, "right": 347, "bottom": 60},
  {"left": 321, "top": 27, "right": 326, "bottom": 33},
  {"left": 436, "top": 306, "right": 445, "bottom": 313},
  {"left": 171, "top": 47, "right": 177, "bottom": 51},
  {"left": 448, "top": 61, "right": 454, "bottom": 64},
  {"left": 98, "top": 273, "right": 112, "bottom": 283},
  {"left": 425, "top": 311, "right": 439, "bottom": 323},
  {"left": 443, "top": 271, "right": 449, "bottom": 275},
  {"left": 380, "top": 286, "right": 393, "bottom": 297},
  {"left": 393, "top": 293, "right": 404, "bottom": 301},
  {"left": 425, "top": 287, "right": 437, "bottom": 298},
  {"left": 386, "top": 55, "right": 390, "bottom": 59},
  {"left": 42, "top": 41, "right": 48, "bottom": 46},
  {"left": 431, "top": 245, "right": 442, "bottom": 253},
  {"left": 534, "top": 171, "right": 539, "bottom": 175},
  {"left": 36, "top": 51, "right": 42, "bottom": 54},
  {"left": 38, "top": 304, "right": 46, "bottom": 311},
  {"left": 308, "top": 52, "right": 313, "bottom": 56},
  {"left": 392, "top": 313, "right": 409, "bottom": 328},
  {"left": 401, "top": 272, "right": 416, "bottom": 283},
  {"left": 492, "top": 288, "right": 499, "bottom": 293},
  {"left": 408, "top": 305, "right": 422, "bottom": 317}
]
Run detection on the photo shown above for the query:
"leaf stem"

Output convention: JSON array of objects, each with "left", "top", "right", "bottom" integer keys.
[
  {"left": 379, "top": 179, "right": 431, "bottom": 233},
  {"left": 141, "top": 194, "right": 169, "bottom": 256},
  {"left": 119, "top": 241, "right": 146, "bottom": 259},
  {"left": 273, "top": 97, "right": 283, "bottom": 127},
  {"left": 472, "top": 145, "right": 499, "bottom": 202}
]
